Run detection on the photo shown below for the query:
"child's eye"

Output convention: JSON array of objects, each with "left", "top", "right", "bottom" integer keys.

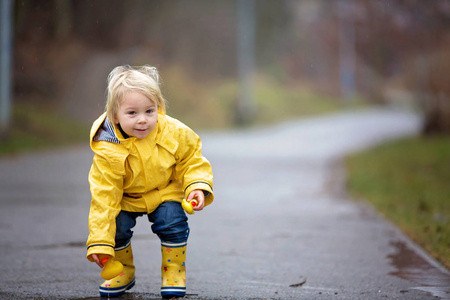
[
  {"left": 127, "top": 111, "right": 136, "bottom": 115},
  {"left": 146, "top": 109, "right": 154, "bottom": 114}
]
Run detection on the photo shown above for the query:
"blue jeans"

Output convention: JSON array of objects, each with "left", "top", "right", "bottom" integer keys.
[{"left": 115, "top": 201, "right": 189, "bottom": 249}]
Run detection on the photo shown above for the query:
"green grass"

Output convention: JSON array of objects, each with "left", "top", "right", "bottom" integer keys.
[
  {"left": 345, "top": 136, "right": 450, "bottom": 269},
  {"left": 1, "top": 70, "right": 362, "bottom": 155},
  {"left": 0, "top": 102, "right": 89, "bottom": 155},
  {"left": 162, "top": 65, "right": 364, "bottom": 130},
  {"left": 1, "top": 65, "right": 365, "bottom": 154},
  {"left": 252, "top": 76, "right": 365, "bottom": 124}
]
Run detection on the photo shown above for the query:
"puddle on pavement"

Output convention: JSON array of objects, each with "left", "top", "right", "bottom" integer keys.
[{"left": 387, "top": 240, "right": 450, "bottom": 298}]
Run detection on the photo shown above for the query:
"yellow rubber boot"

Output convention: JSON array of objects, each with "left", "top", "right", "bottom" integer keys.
[
  {"left": 99, "top": 242, "right": 135, "bottom": 297},
  {"left": 160, "top": 242, "right": 187, "bottom": 298}
]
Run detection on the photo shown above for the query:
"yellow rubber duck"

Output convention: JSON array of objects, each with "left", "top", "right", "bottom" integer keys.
[
  {"left": 99, "top": 255, "right": 124, "bottom": 280},
  {"left": 182, "top": 198, "right": 198, "bottom": 215}
]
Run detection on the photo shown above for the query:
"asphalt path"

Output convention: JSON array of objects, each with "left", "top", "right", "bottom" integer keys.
[{"left": 0, "top": 107, "right": 449, "bottom": 300}]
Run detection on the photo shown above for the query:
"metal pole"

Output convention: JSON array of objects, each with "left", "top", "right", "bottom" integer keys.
[
  {"left": 338, "top": 0, "right": 356, "bottom": 103},
  {"left": 1, "top": 0, "right": 13, "bottom": 138},
  {"left": 236, "top": 0, "right": 255, "bottom": 126}
]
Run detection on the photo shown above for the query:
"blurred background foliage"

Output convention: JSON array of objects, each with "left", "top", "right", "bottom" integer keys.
[{"left": 5, "top": 0, "right": 450, "bottom": 152}]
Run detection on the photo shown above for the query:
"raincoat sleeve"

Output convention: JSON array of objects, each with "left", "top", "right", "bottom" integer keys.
[
  {"left": 86, "top": 152, "right": 124, "bottom": 261},
  {"left": 174, "top": 127, "right": 214, "bottom": 206}
]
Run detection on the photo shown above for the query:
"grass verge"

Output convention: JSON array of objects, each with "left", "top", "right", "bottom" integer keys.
[
  {"left": 0, "top": 102, "right": 89, "bottom": 155},
  {"left": 345, "top": 135, "right": 450, "bottom": 269},
  {"left": 162, "top": 67, "right": 365, "bottom": 130}
]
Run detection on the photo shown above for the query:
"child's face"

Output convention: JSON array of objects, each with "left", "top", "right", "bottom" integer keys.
[{"left": 114, "top": 91, "right": 158, "bottom": 139}]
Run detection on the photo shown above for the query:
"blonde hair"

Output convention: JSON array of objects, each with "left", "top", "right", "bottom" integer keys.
[{"left": 105, "top": 65, "right": 167, "bottom": 123}]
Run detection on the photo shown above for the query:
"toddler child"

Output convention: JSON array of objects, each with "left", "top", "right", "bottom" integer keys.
[{"left": 86, "top": 65, "right": 214, "bottom": 298}]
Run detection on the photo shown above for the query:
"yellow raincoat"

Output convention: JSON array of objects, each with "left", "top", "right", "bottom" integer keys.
[{"left": 86, "top": 113, "right": 214, "bottom": 260}]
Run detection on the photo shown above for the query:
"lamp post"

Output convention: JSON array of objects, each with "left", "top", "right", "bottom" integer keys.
[
  {"left": 338, "top": 0, "right": 356, "bottom": 103},
  {"left": 236, "top": 0, "right": 256, "bottom": 125},
  {"left": 0, "top": 0, "right": 13, "bottom": 139}
]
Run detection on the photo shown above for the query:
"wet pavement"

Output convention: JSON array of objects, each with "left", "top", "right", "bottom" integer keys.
[
  {"left": 388, "top": 240, "right": 450, "bottom": 298},
  {"left": 0, "top": 107, "right": 449, "bottom": 299}
]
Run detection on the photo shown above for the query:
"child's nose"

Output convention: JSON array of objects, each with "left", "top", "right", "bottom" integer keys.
[{"left": 137, "top": 115, "right": 147, "bottom": 123}]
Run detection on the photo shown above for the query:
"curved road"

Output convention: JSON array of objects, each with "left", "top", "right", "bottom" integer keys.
[{"left": 0, "top": 107, "right": 449, "bottom": 299}]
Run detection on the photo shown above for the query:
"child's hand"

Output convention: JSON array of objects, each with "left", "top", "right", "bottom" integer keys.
[
  {"left": 91, "top": 253, "right": 106, "bottom": 268},
  {"left": 187, "top": 189, "right": 205, "bottom": 211}
]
